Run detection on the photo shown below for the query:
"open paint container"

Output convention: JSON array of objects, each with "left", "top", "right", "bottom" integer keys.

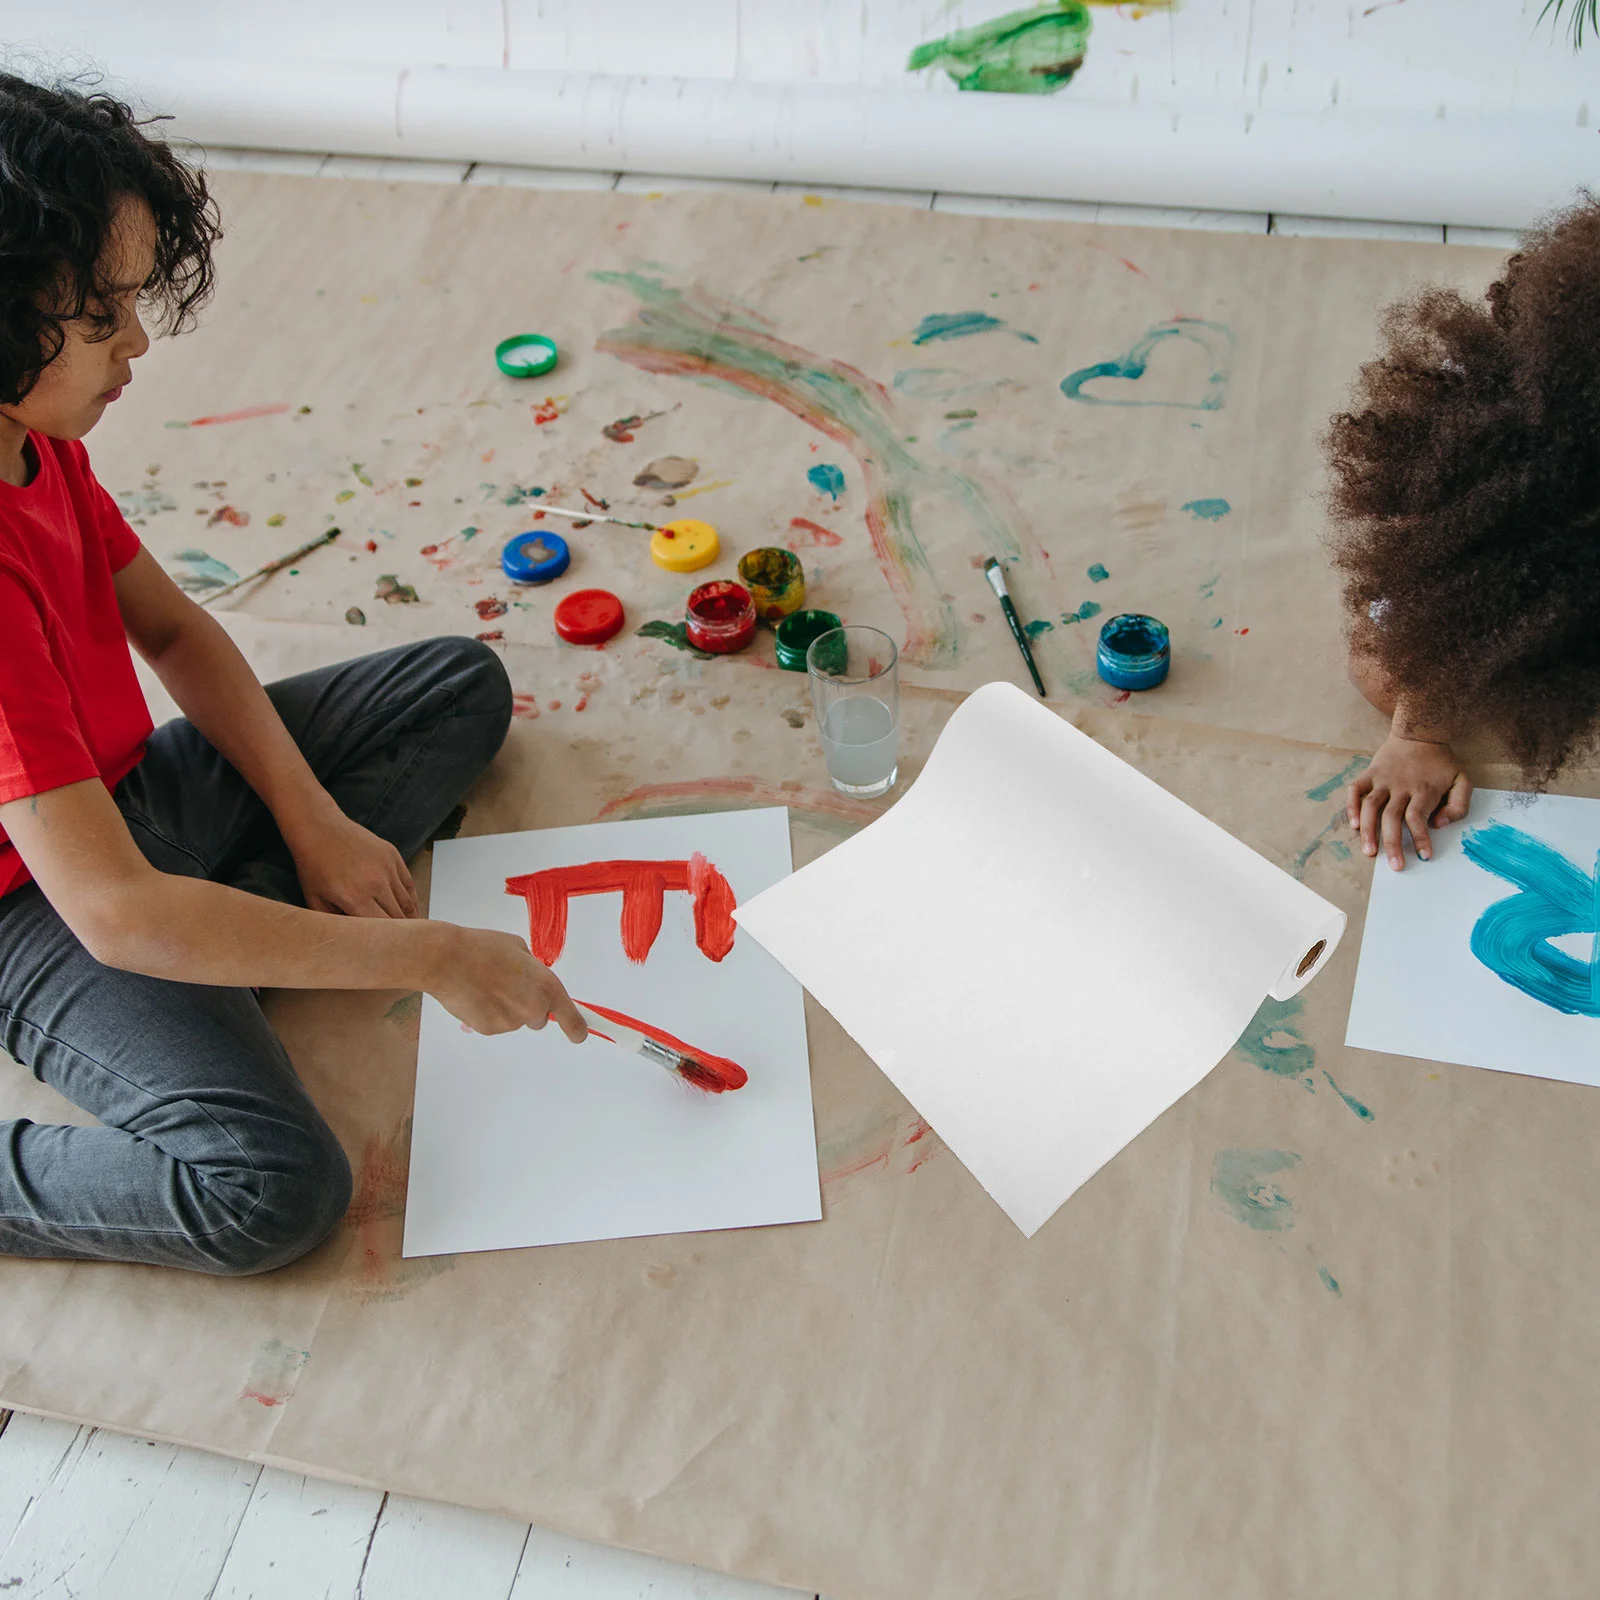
[
  {"left": 685, "top": 581, "right": 757, "bottom": 654},
  {"left": 1096, "top": 613, "right": 1171, "bottom": 690},
  {"left": 774, "top": 608, "right": 843, "bottom": 672},
  {"left": 737, "top": 547, "right": 806, "bottom": 622}
]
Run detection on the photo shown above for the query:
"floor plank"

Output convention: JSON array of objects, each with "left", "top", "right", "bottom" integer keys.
[
  {"left": 512, "top": 1524, "right": 812, "bottom": 1599},
  {"left": 355, "top": 1493, "right": 529, "bottom": 1600},
  {"left": 211, "top": 1466, "right": 384, "bottom": 1600},
  {"left": 318, "top": 156, "right": 474, "bottom": 184},
  {"left": 465, "top": 165, "right": 620, "bottom": 191},
  {"left": 0, "top": 1413, "right": 81, "bottom": 1557},
  {"left": 1269, "top": 214, "right": 1445, "bottom": 241},
  {"left": 0, "top": 1424, "right": 259, "bottom": 1598}
]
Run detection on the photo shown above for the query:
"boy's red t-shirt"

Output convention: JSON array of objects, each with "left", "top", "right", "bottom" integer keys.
[{"left": 0, "top": 434, "right": 153, "bottom": 897}]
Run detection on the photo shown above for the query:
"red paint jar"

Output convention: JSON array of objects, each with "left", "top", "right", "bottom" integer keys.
[{"left": 685, "top": 580, "right": 757, "bottom": 654}]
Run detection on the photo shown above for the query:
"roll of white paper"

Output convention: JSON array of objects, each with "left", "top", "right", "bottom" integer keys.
[{"left": 734, "top": 682, "right": 1346, "bottom": 1238}]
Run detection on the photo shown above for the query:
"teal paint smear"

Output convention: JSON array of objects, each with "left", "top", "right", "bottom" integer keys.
[
  {"left": 1182, "top": 497, "right": 1231, "bottom": 520},
  {"left": 636, "top": 620, "right": 715, "bottom": 660},
  {"left": 912, "top": 312, "right": 1038, "bottom": 346},
  {"left": 1234, "top": 996, "right": 1316, "bottom": 1091},
  {"left": 1210, "top": 1149, "right": 1300, "bottom": 1231},
  {"left": 1209, "top": 617, "right": 1224, "bottom": 629},
  {"left": 807, "top": 463, "right": 846, "bottom": 500},
  {"left": 1318, "top": 1267, "right": 1342, "bottom": 1296},
  {"left": 171, "top": 549, "right": 239, "bottom": 592},
  {"left": 1322, "top": 1070, "right": 1375, "bottom": 1121},
  {"left": 1061, "top": 319, "right": 1237, "bottom": 411},
  {"left": 596, "top": 269, "right": 1027, "bottom": 667},
  {"left": 907, "top": 2, "right": 1093, "bottom": 94},
  {"left": 501, "top": 484, "right": 546, "bottom": 506},
  {"left": 1024, "top": 618, "right": 1054, "bottom": 639},
  {"left": 1087, "top": 563, "right": 1110, "bottom": 582},
  {"left": 1061, "top": 600, "right": 1102, "bottom": 624},
  {"left": 1328, "top": 839, "right": 1353, "bottom": 861},
  {"left": 117, "top": 487, "right": 177, "bottom": 521},
  {"left": 1464, "top": 822, "right": 1600, "bottom": 1015},
  {"left": 1199, "top": 574, "right": 1219, "bottom": 599},
  {"left": 1306, "top": 755, "right": 1371, "bottom": 803},
  {"left": 893, "top": 367, "right": 998, "bottom": 400},
  {"left": 1294, "top": 812, "right": 1345, "bottom": 880}
]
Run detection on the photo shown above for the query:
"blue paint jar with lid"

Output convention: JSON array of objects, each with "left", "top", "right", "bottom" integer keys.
[{"left": 1097, "top": 613, "right": 1170, "bottom": 690}]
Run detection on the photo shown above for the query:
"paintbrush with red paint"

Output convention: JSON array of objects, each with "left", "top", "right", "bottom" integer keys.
[{"left": 573, "top": 1000, "right": 748, "bottom": 1095}]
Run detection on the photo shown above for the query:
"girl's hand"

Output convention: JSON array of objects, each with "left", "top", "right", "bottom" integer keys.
[
  {"left": 287, "top": 809, "right": 420, "bottom": 918},
  {"left": 1347, "top": 734, "right": 1472, "bottom": 870}
]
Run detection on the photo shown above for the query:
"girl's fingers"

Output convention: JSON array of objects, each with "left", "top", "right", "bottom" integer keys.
[
  {"left": 1359, "top": 788, "right": 1388, "bottom": 857},
  {"left": 1379, "top": 792, "right": 1409, "bottom": 870},
  {"left": 1434, "top": 771, "right": 1473, "bottom": 826},
  {"left": 548, "top": 990, "right": 588, "bottom": 1044},
  {"left": 1347, "top": 773, "right": 1373, "bottom": 826},
  {"left": 1405, "top": 796, "right": 1436, "bottom": 863}
]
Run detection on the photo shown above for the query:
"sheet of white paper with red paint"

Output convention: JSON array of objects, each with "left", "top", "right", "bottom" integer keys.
[
  {"left": 404, "top": 807, "right": 819, "bottom": 1256},
  {"left": 734, "top": 682, "right": 1346, "bottom": 1238}
]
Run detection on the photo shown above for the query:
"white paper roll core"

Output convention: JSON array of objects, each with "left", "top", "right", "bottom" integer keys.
[{"left": 735, "top": 682, "right": 1347, "bottom": 1237}]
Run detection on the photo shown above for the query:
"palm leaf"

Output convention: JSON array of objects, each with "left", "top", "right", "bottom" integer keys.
[{"left": 1540, "top": 0, "right": 1599, "bottom": 47}]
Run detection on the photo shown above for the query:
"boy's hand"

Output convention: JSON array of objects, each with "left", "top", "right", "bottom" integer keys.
[
  {"left": 286, "top": 810, "right": 420, "bottom": 918},
  {"left": 429, "top": 926, "right": 587, "bottom": 1041},
  {"left": 1348, "top": 734, "right": 1471, "bottom": 870}
]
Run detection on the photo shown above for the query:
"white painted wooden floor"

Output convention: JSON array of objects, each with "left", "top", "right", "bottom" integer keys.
[{"left": 0, "top": 148, "right": 1519, "bottom": 1599}]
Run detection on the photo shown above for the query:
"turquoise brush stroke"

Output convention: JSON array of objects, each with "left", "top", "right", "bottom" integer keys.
[
  {"left": 1024, "top": 618, "right": 1054, "bottom": 639},
  {"left": 1318, "top": 1267, "right": 1342, "bottom": 1296},
  {"left": 1306, "top": 756, "right": 1371, "bottom": 803},
  {"left": 1234, "top": 996, "right": 1316, "bottom": 1091},
  {"left": 893, "top": 367, "right": 1001, "bottom": 400},
  {"left": 1464, "top": 822, "right": 1600, "bottom": 1015},
  {"left": 1061, "top": 319, "right": 1237, "bottom": 411},
  {"left": 1087, "top": 562, "right": 1110, "bottom": 582},
  {"left": 912, "top": 312, "right": 1038, "bottom": 347},
  {"left": 1322, "top": 1070, "right": 1375, "bottom": 1122},
  {"left": 1211, "top": 1149, "right": 1300, "bottom": 1231},
  {"left": 807, "top": 463, "right": 846, "bottom": 500},
  {"left": 1060, "top": 600, "right": 1102, "bottom": 624},
  {"left": 171, "top": 548, "right": 239, "bottom": 593},
  {"left": 1182, "top": 497, "right": 1231, "bottom": 520}
]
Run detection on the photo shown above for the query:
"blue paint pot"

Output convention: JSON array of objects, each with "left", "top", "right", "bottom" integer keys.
[
  {"left": 501, "top": 531, "right": 570, "bottom": 585},
  {"left": 1097, "top": 613, "right": 1170, "bottom": 690}
]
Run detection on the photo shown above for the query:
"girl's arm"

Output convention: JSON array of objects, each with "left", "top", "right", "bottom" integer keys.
[
  {"left": 112, "top": 548, "right": 416, "bottom": 918},
  {"left": 1345, "top": 638, "right": 1472, "bottom": 870}
]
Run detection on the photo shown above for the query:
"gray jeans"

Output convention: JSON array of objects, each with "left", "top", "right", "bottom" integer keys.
[{"left": 0, "top": 636, "right": 512, "bottom": 1275}]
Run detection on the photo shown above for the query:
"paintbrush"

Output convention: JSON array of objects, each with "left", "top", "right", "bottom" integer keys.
[
  {"left": 198, "top": 527, "right": 342, "bottom": 606},
  {"left": 573, "top": 1000, "right": 747, "bottom": 1094},
  {"left": 534, "top": 504, "right": 665, "bottom": 534},
  {"left": 983, "top": 557, "right": 1047, "bottom": 697}
]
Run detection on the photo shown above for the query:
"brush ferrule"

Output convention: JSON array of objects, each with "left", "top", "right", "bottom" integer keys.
[{"left": 637, "top": 1036, "right": 685, "bottom": 1072}]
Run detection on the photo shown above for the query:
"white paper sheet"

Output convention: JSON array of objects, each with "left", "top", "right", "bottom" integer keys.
[
  {"left": 404, "top": 808, "right": 820, "bottom": 1256},
  {"left": 733, "top": 682, "right": 1345, "bottom": 1237},
  {"left": 1346, "top": 788, "right": 1600, "bottom": 1085}
]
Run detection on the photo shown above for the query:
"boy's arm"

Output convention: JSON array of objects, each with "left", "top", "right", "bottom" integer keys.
[
  {"left": 0, "top": 779, "right": 584, "bottom": 1039},
  {"left": 112, "top": 548, "right": 417, "bottom": 918}
]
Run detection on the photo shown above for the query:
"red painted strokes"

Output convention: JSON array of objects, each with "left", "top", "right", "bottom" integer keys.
[
  {"left": 474, "top": 596, "right": 508, "bottom": 620},
  {"left": 505, "top": 853, "right": 737, "bottom": 966},
  {"left": 577, "top": 998, "right": 748, "bottom": 1092},
  {"left": 785, "top": 515, "right": 844, "bottom": 550},
  {"left": 186, "top": 402, "right": 292, "bottom": 427}
]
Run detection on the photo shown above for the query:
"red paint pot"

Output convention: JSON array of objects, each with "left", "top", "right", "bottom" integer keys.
[
  {"left": 685, "top": 580, "right": 757, "bottom": 654},
  {"left": 553, "top": 588, "right": 624, "bottom": 646}
]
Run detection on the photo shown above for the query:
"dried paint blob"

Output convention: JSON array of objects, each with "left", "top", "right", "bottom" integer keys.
[
  {"left": 633, "top": 456, "right": 698, "bottom": 491},
  {"left": 554, "top": 588, "right": 625, "bottom": 646},
  {"left": 806, "top": 463, "right": 846, "bottom": 501},
  {"left": 738, "top": 547, "right": 806, "bottom": 621},
  {"left": 1182, "top": 498, "right": 1232, "bottom": 521},
  {"left": 375, "top": 574, "right": 419, "bottom": 605},
  {"left": 1087, "top": 562, "right": 1110, "bottom": 582},
  {"left": 649, "top": 518, "right": 720, "bottom": 573}
]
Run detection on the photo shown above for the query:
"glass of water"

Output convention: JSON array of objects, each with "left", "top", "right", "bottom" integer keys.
[{"left": 806, "top": 626, "right": 899, "bottom": 797}]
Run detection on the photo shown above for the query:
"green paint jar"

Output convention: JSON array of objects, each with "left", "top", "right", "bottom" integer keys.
[{"left": 774, "top": 608, "right": 843, "bottom": 672}]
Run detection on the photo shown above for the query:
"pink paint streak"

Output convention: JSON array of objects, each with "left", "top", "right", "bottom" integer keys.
[
  {"left": 506, "top": 855, "right": 736, "bottom": 966},
  {"left": 182, "top": 402, "right": 292, "bottom": 427},
  {"left": 577, "top": 998, "right": 747, "bottom": 1093},
  {"left": 785, "top": 515, "right": 843, "bottom": 550}
]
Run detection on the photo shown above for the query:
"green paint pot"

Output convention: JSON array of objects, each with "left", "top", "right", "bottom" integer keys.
[{"left": 774, "top": 608, "right": 843, "bottom": 672}]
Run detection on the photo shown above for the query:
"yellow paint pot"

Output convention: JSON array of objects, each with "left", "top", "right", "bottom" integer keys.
[
  {"left": 738, "top": 547, "right": 806, "bottom": 622},
  {"left": 649, "top": 518, "right": 720, "bottom": 573}
]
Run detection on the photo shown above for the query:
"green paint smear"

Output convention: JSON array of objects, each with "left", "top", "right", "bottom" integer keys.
[
  {"left": 1234, "top": 996, "right": 1316, "bottom": 1090},
  {"left": 351, "top": 462, "right": 373, "bottom": 487},
  {"left": 1305, "top": 755, "right": 1371, "bottom": 803},
  {"left": 1322, "top": 1070, "right": 1375, "bottom": 1122},
  {"left": 907, "top": 2, "right": 1093, "bottom": 94},
  {"left": 1087, "top": 562, "right": 1110, "bottom": 582},
  {"left": 1024, "top": 618, "right": 1054, "bottom": 639},
  {"left": 1061, "top": 600, "right": 1102, "bottom": 624},
  {"left": 1182, "top": 497, "right": 1231, "bottom": 520},
  {"left": 636, "top": 620, "right": 716, "bottom": 659},
  {"left": 1318, "top": 1266, "right": 1342, "bottom": 1296},
  {"left": 1210, "top": 1149, "right": 1301, "bottom": 1231}
]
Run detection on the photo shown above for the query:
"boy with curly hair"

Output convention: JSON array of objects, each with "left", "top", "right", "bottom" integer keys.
[
  {"left": 1327, "top": 196, "right": 1600, "bottom": 871},
  {"left": 0, "top": 75, "right": 583, "bottom": 1276}
]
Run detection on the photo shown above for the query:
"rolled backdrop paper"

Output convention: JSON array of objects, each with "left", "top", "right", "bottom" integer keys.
[{"left": 733, "top": 681, "right": 1345, "bottom": 1237}]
